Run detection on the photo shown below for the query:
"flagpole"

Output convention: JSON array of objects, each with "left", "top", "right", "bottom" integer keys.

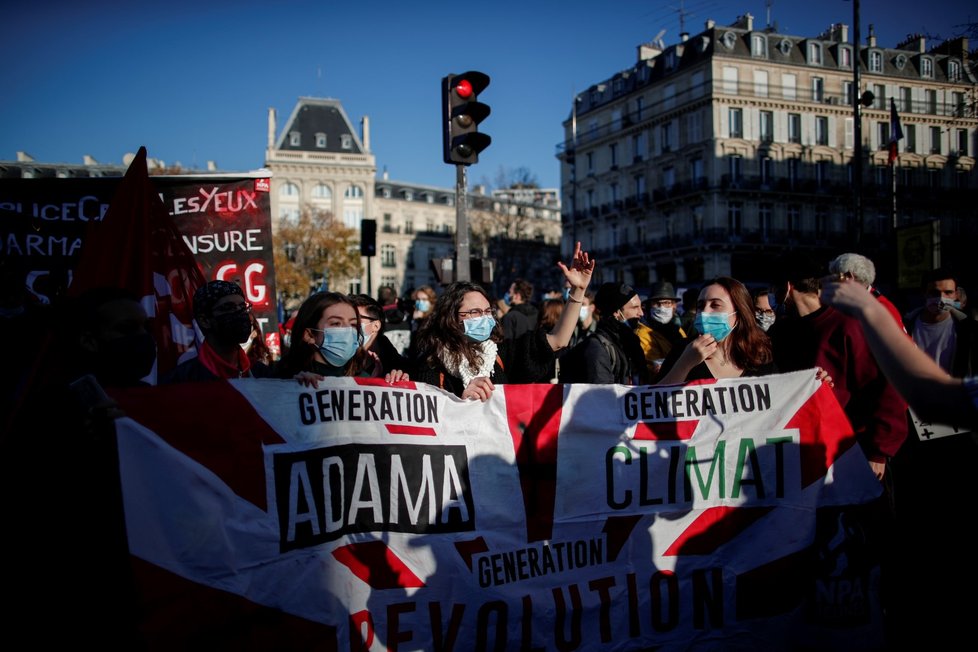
[{"left": 891, "top": 157, "right": 897, "bottom": 229}]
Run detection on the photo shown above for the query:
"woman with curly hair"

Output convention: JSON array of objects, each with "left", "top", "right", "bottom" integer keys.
[
  {"left": 655, "top": 276, "right": 776, "bottom": 383},
  {"left": 413, "top": 242, "right": 595, "bottom": 400},
  {"left": 275, "top": 291, "right": 407, "bottom": 387}
]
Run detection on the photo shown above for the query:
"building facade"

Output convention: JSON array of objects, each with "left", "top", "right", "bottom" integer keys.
[
  {"left": 266, "top": 97, "right": 562, "bottom": 299},
  {"left": 558, "top": 13, "right": 977, "bottom": 297}
]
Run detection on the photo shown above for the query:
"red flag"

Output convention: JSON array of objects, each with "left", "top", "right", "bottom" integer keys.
[{"left": 70, "top": 147, "right": 206, "bottom": 380}]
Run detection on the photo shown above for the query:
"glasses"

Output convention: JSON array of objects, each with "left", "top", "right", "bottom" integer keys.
[
  {"left": 358, "top": 315, "right": 380, "bottom": 322},
  {"left": 212, "top": 301, "right": 252, "bottom": 316},
  {"left": 458, "top": 308, "right": 494, "bottom": 319}
]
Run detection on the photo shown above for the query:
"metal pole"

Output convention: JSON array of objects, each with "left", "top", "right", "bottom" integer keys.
[
  {"left": 455, "top": 164, "right": 471, "bottom": 282},
  {"left": 852, "top": 0, "right": 863, "bottom": 244},
  {"left": 891, "top": 158, "right": 898, "bottom": 229},
  {"left": 366, "top": 255, "right": 372, "bottom": 298}
]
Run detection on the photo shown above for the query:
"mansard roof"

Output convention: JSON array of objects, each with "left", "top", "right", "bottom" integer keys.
[{"left": 276, "top": 97, "right": 365, "bottom": 154}]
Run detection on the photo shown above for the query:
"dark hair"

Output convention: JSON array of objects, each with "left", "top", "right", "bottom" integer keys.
[
  {"left": 773, "top": 253, "right": 823, "bottom": 294},
  {"left": 511, "top": 278, "right": 534, "bottom": 302},
  {"left": 415, "top": 281, "right": 501, "bottom": 371},
  {"left": 701, "top": 277, "right": 772, "bottom": 370},
  {"left": 378, "top": 285, "right": 398, "bottom": 306},
  {"left": 350, "top": 294, "right": 385, "bottom": 326},
  {"left": 922, "top": 268, "right": 957, "bottom": 289},
  {"left": 276, "top": 292, "right": 365, "bottom": 378},
  {"left": 751, "top": 286, "right": 773, "bottom": 301}
]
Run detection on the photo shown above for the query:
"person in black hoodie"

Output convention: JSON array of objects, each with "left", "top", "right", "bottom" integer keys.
[
  {"left": 500, "top": 277, "right": 538, "bottom": 341},
  {"left": 582, "top": 282, "right": 649, "bottom": 385}
]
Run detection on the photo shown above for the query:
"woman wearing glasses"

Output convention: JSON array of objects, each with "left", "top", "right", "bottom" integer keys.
[{"left": 413, "top": 242, "right": 595, "bottom": 401}]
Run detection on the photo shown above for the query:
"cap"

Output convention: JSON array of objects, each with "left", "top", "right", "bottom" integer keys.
[{"left": 595, "top": 282, "right": 637, "bottom": 316}]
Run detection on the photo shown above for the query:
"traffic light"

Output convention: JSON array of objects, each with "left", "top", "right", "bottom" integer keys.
[
  {"left": 360, "top": 218, "right": 376, "bottom": 256},
  {"left": 442, "top": 71, "right": 491, "bottom": 165}
]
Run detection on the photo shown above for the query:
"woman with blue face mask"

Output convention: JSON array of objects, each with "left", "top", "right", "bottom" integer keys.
[
  {"left": 655, "top": 277, "right": 777, "bottom": 384},
  {"left": 275, "top": 292, "right": 409, "bottom": 387},
  {"left": 413, "top": 242, "right": 596, "bottom": 401}
]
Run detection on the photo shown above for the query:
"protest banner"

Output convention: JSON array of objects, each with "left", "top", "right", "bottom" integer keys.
[
  {"left": 0, "top": 161, "right": 279, "bottom": 355},
  {"left": 109, "top": 370, "right": 885, "bottom": 650}
]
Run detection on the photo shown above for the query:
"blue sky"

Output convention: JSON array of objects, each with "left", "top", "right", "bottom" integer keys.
[{"left": 1, "top": 1, "right": 973, "bottom": 191}]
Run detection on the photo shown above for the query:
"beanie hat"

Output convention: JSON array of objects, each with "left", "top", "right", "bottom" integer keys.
[
  {"left": 193, "top": 280, "right": 244, "bottom": 318},
  {"left": 595, "top": 282, "right": 637, "bottom": 316}
]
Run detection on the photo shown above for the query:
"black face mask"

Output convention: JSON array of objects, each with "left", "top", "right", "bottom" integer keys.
[
  {"left": 213, "top": 312, "right": 254, "bottom": 344},
  {"left": 97, "top": 332, "right": 157, "bottom": 386}
]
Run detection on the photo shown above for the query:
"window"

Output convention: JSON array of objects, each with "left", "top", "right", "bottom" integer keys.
[
  {"left": 816, "top": 160, "right": 829, "bottom": 188},
  {"left": 691, "top": 71, "right": 705, "bottom": 98},
  {"left": 380, "top": 244, "right": 396, "bottom": 267},
  {"left": 634, "top": 174, "right": 646, "bottom": 197},
  {"left": 901, "top": 87, "right": 913, "bottom": 113},
  {"left": 728, "top": 202, "right": 742, "bottom": 235},
  {"left": 690, "top": 158, "right": 704, "bottom": 184},
  {"left": 782, "top": 73, "right": 797, "bottom": 100},
  {"left": 958, "top": 129, "right": 968, "bottom": 156},
  {"left": 921, "top": 57, "right": 933, "bottom": 78},
  {"left": 751, "top": 35, "right": 767, "bottom": 57},
  {"left": 788, "top": 113, "right": 802, "bottom": 144},
  {"left": 778, "top": 39, "right": 792, "bottom": 56},
  {"left": 344, "top": 185, "right": 363, "bottom": 198},
  {"left": 404, "top": 218, "right": 413, "bottom": 234},
  {"left": 760, "top": 157, "right": 773, "bottom": 185},
  {"left": 279, "top": 182, "right": 300, "bottom": 198},
  {"left": 661, "top": 121, "right": 673, "bottom": 151},
  {"left": 635, "top": 96, "right": 644, "bottom": 121},
  {"left": 586, "top": 152, "right": 593, "bottom": 173},
  {"left": 610, "top": 183, "right": 620, "bottom": 204},
  {"left": 760, "top": 203, "right": 773, "bottom": 237},
  {"left": 905, "top": 125, "right": 916, "bottom": 153},
  {"left": 728, "top": 155, "right": 742, "bottom": 181},
  {"left": 815, "top": 206, "right": 828, "bottom": 238},
  {"left": 930, "top": 126, "right": 942, "bottom": 154},
  {"left": 289, "top": 131, "right": 300, "bottom": 146},
  {"left": 341, "top": 134, "right": 352, "bottom": 150},
  {"left": 787, "top": 205, "right": 800, "bottom": 235},
  {"left": 687, "top": 111, "right": 703, "bottom": 142},
  {"left": 315, "top": 133, "right": 327, "bottom": 148},
  {"left": 383, "top": 213, "right": 392, "bottom": 230},
  {"left": 816, "top": 116, "right": 829, "bottom": 146},
  {"left": 754, "top": 69, "right": 769, "bottom": 97},
  {"left": 662, "top": 167, "right": 675, "bottom": 189},
  {"left": 729, "top": 108, "right": 743, "bottom": 138},
  {"left": 759, "top": 111, "right": 774, "bottom": 142},
  {"left": 632, "top": 133, "right": 645, "bottom": 162},
  {"left": 874, "top": 84, "right": 886, "bottom": 110},
  {"left": 926, "top": 89, "right": 937, "bottom": 114},
  {"left": 812, "top": 77, "right": 824, "bottom": 103},
  {"left": 722, "top": 66, "right": 738, "bottom": 94},
  {"left": 840, "top": 46, "right": 852, "bottom": 68},
  {"left": 878, "top": 122, "right": 890, "bottom": 150},
  {"left": 788, "top": 159, "right": 800, "bottom": 186},
  {"left": 949, "top": 60, "right": 961, "bottom": 82},
  {"left": 312, "top": 183, "right": 331, "bottom": 200},
  {"left": 611, "top": 109, "right": 622, "bottom": 130},
  {"left": 953, "top": 92, "right": 966, "bottom": 117},
  {"left": 692, "top": 204, "right": 704, "bottom": 236},
  {"left": 609, "top": 143, "right": 618, "bottom": 168},
  {"left": 869, "top": 51, "right": 882, "bottom": 73},
  {"left": 808, "top": 42, "right": 822, "bottom": 65},
  {"left": 662, "top": 85, "right": 675, "bottom": 110},
  {"left": 843, "top": 81, "right": 853, "bottom": 105},
  {"left": 845, "top": 117, "right": 854, "bottom": 149}
]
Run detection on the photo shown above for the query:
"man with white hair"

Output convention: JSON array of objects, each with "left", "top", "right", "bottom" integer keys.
[{"left": 828, "top": 253, "right": 904, "bottom": 328}]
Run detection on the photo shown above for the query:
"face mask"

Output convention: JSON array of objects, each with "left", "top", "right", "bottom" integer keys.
[
  {"left": 318, "top": 327, "right": 359, "bottom": 366},
  {"left": 415, "top": 298, "right": 431, "bottom": 313},
  {"left": 214, "top": 312, "right": 254, "bottom": 344},
  {"left": 938, "top": 297, "right": 960, "bottom": 311},
  {"left": 463, "top": 315, "right": 495, "bottom": 342},
  {"left": 97, "top": 332, "right": 157, "bottom": 386},
  {"left": 503, "top": 292, "right": 512, "bottom": 306},
  {"left": 694, "top": 311, "right": 735, "bottom": 342},
  {"left": 578, "top": 306, "right": 590, "bottom": 322},
  {"left": 359, "top": 324, "right": 374, "bottom": 349},
  {"left": 650, "top": 306, "right": 673, "bottom": 324},
  {"left": 626, "top": 317, "right": 641, "bottom": 329},
  {"left": 755, "top": 311, "right": 776, "bottom": 331}
]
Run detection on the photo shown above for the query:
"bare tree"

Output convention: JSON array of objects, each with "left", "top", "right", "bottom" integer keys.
[{"left": 272, "top": 207, "right": 361, "bottom": 299}]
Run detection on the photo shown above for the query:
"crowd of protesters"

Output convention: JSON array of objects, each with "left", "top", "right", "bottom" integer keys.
[{"left": 3, "top": 242, "right": 978, "bottom": 649}]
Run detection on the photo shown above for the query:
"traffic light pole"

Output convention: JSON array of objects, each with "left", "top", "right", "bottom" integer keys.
[{"left": 455, "top": 164, "right": 470, "bottom": 282}]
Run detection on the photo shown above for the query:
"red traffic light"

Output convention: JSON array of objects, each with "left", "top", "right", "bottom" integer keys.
[{"left": 455, "top": 79, "right": 473, "bottom": 99}]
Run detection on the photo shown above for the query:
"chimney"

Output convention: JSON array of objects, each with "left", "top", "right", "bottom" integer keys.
[
  {"left": 16, "top": 151, "right": 34, "bottom": 162},
  {"left": 680, "top": 32, "right": 689, "bottom": 42},
  {"left": 82, "top": 154, "right": 98, "bottom": 166},
  {"left": 361, "top": 116, "right": 370, "bottom": 152},
  {"left": 734, "top": 13, "right": 754, "bottom": 31},
  {"left": 267, "top": 108, "right": 277, "bottom": 149},
  {"left": 705, "top": 19, "right": 715, "bottom": 30},
  {"left": 867, "top": 24, "right": 877, "bottom": 48},
  {"left": 207, "top": 161, "right": 217, "bottom": 172}
]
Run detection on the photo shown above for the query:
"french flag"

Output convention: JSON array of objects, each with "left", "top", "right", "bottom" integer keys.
[{"left": 889, "top": 98, "right": 904, "bottom": 164}]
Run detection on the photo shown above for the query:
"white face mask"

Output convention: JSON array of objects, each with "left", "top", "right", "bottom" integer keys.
[
  {"left": 650, "top": 306, "right": 674, "bottom": 324},
  {"left": 578, "top": 306, "right": 590, "bottom": 322}
]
